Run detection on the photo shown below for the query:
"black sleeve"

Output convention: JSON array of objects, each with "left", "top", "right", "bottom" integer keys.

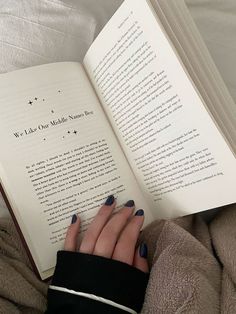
[{"left": 46, "top": 251, "right": 149, "bottom": 314}]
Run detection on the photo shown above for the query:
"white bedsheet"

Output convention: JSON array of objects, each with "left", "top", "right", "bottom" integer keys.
[
  {"left": 0, "top": 0, "right": 235, "bottom": 217},
  {"left": 0, "top": 0, "right": 122, "bottom": 72}
]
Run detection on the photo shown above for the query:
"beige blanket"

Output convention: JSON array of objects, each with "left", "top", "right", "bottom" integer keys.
[{"left": 0, "top": 205, "right": 236, "bottom": 313}]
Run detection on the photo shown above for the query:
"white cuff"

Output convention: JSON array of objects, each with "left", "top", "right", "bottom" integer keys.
[{"left": 49, "top": 285, "right": 138, "bottom": 314}]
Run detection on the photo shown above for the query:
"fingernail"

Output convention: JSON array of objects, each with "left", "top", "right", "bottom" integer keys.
[
  {"left": 105, "top": 195, "right": 115, "bottom": 206},
  {"left": 139, "top": 243, "right": 148, "bottom": 258},
  {"left": 71, "top": 214, "right": 77, "bottom": 224},
  {"left": 135, "top": 209, "right": 144, "bottom": 216},
  {"left": 124, "top": 200, "right": 135, "bottom": 207}
]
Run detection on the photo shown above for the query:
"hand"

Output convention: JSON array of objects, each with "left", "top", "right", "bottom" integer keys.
[{"left": 64, "top": 195, "right": 148, "bottom": 273}]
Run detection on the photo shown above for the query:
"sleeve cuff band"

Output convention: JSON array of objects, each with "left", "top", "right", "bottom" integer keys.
[
  {"left": 49, "top": 285, "right": 137, "bottom": 314},
  {"left": 51, "top": 251, "right": 149, "bottom": 312}
]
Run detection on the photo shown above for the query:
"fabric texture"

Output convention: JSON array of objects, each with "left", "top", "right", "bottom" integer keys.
[
  {"left": 0, "top": 218, "right": 47, "bottom": 313},
  {"left": 46, "top": 251, "right": 149, "bottom": 313},
  {"left": 140, "top": 204, "right": 236, "bottom": 313},
  {"left": 46, "top": 290, "right": 128, "bottom": 314},
  {"left": 0, "top": 0, "right": 122, "bottom": 74},
  {"left": 1, "top": 205, "right": 236, "bottom": 313}
]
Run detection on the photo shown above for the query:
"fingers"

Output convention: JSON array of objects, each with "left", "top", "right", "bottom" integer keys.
[
  {"left": 64, "top": 197, "right": 149, "bottom": 274},
  {"left": 64, "top": 214, "right": 80, "bottom": 251},
  {"left": 112, "top": 209, "right": 144, "bottom": 265},
  {"left": 93, "top": 201, "right": 135, "bottom": 258},
  {"left": 79, "top": 195, "right": 116, "bottom": 254},
  {"left": 133, "top": 243, "right": 149, "bottom": 273}
]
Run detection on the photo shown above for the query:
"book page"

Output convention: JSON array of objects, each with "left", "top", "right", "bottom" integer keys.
[
  {"left": 83, "top": 0, "right": 236, "bottom": 218},
  {"left": 0, "top": 62, "right": 153, "bottom": 277},
  {"left": 150, "top": 0, "right": 236, "bottom": 152}
]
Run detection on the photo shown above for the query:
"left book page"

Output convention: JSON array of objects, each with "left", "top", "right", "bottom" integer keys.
[{"left": 0, "top": 62, "right": 152, "bottom": 279}]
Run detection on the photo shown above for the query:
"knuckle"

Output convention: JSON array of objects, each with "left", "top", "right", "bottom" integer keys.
[
  {"left": 94, "top": 238, "right": 111, "bottom": 256},
  {"left": 93, "top": 246, "right": 104, "bottom": 257}
]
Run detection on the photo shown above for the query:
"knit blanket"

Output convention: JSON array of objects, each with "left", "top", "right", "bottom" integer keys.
[{"left": 0, "top": 204, "right": 236, "bottom": 313}]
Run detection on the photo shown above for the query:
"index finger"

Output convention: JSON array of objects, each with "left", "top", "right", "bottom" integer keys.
[{"left": 79, "top": 195, "right": 116, "bottom": 254}]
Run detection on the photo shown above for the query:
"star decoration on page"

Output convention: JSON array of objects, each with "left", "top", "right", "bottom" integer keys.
[{"left": 28, "top": 100, "right": 33, "bottom": 105}]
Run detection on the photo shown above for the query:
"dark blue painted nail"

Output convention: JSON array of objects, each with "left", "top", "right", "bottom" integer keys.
[
  {"left": 139, "top": 243, "right": 148, "bottom": 258},
  {"left": 71, "top": 214, "right": 77, "bottom": 224},
  {"left": 105, "top": 195, "right": 114, "bottom": 206},
  {"left": 135, "top": 209, "right": 144, "bottom": 216},
  {"left": 125, "top": 200, "right": 135, "bottom": 207}
]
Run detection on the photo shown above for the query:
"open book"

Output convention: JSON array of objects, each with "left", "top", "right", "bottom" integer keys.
[{"left": 0, "top": 0, "right": 236, "bottom": 280}]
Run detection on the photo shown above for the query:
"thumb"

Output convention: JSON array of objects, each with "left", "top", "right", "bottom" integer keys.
[
  {"left": 133, "top": 243, "right": 149, "bottom": 273},
  {"left": 64, "top": 213, "right": 80, "bottom": 251}
]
